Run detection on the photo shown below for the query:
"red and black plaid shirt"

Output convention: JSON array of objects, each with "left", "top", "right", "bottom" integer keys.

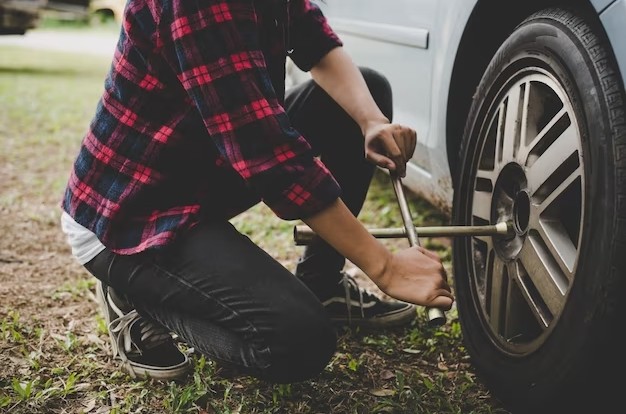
[{"left": 62, "top": 0, "right": 343, "bottom": 254}]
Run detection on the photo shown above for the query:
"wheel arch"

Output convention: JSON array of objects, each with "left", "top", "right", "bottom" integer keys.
[
  {"left": 89, "top": 0, "right": 124, "bottom": 23},
  {"left": 92, "top": 7, "right": 115, "bottom": 18},
  {"left": 445, "top": 0, "right": 602, "bottom": 186}
]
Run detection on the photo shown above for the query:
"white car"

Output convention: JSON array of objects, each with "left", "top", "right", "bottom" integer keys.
[{"left": 290, "top": 1, "right": 626, "bottom": 412}]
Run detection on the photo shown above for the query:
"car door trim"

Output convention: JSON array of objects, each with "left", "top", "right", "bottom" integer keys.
[{"left": 328, "top": 18, "right": 429, "bottom": 49}]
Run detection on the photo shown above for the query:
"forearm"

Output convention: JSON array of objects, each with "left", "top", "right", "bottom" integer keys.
[
  {"left": 302, "top": 198, "right": 391, "bottom": 284},
  {"left": 310, "top": 47, "right": 389, "bottom": 133}
]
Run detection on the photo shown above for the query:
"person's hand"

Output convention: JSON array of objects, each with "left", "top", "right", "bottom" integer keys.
[
  {"left": 363, "top": 121, "right": 417, "bottom": 177},
  {"left": 373, "top": 246, "right": 454, "bottom": 309}
]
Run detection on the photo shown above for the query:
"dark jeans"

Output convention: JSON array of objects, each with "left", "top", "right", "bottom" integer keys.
[{"left": 84, "top": 68, "right": 393, "bottom": 383}]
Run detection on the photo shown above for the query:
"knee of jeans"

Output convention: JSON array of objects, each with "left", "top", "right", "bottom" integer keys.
[
  {"left": 359, "top": 67, "right": 393, "bottom": 121},
  {"left": 266, "top": 312, "right": 337, "bottom": 383}
]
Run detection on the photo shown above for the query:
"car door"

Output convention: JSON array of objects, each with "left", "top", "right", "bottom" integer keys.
[
  {"left": 315, "top": 1, "right": 455, "bottom": 208},
  {"left": 318, "top": 1, "right": 436, "bottom": 136}
]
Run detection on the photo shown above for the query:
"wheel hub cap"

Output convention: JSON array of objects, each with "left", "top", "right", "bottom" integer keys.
[
  {"left": 492, "top": 163, "right": 528, "bottom": 260},
  {"left": 469, "top": 68, "right": 585, "bottom": 354}
]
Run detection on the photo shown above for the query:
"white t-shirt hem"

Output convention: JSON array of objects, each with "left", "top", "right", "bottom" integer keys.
[{"left": 60, "top": 211, "right": 106, "bottom": 265}]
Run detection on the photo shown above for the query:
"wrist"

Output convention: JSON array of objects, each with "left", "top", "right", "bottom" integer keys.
[
  {"left": 361, "top": 245, "right": 393, "bottom": 289},
  {"left": 360, "top": 116, "right": 390, "bottom": 136}
]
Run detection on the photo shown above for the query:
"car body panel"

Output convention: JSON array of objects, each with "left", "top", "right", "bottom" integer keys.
[
  {"left": 310, "top": 0, "right": 625, "bottom": 215},
  {"left": 599, "top": 0, "right": 626, "bottom": 81},
  {"left": 317, "top": 0, "right": 461, "bottom": 214},
  {"left": 322, "top": 1, "right": 435, "bottom": 145},
  {"left": 590, "top": 0, "right": 616, "bottom": 11}
]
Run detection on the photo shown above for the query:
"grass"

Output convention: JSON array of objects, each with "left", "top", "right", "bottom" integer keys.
[
  {"left": 0, "top": 29, "right": 510, "bottom": 414},
  {"left": 37, "top": 16, "right": 121, "bottom": 36}
]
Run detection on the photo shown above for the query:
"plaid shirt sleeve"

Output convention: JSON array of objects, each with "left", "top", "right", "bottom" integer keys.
[
  {"left": 158, "top": 0, "right": 341, "bottom": 220},
  {"left": 288, "top": 0, "right": 344, "bottom": 71}
]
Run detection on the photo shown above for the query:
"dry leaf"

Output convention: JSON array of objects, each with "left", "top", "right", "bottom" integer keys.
[
  {"left": 85, "top": 334, "right": 105, "bottom": 346},
  {"left": 380, "top": 370, "right": 395, "bottom": 380},
  {"left": 369, "top": 388, "right": 396, "bottom": 397},
  {"left": 82, "top": 398, "right": 96, "bottom": 413},
  {"left": 94, "top": 406, "right": 110, "bottom": 414}
]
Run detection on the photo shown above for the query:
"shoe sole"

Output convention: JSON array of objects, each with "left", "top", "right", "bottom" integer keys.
[
  {"left": 95, "top": 281, "right": 191, "bottom": 381},
  {"left": 331, "top": 304, "right": 417, "bottom": 328},
  {"left": 95, "top": 281, "right": 121, "bottom": 357}
]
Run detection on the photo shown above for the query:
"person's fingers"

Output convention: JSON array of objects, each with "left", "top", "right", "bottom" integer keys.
[
  {"left": 364, "top": 124, "right": 419, "bottom": 177},
  {"left": 415, "top": 246, "right": 439, "bottom": 260},
  {"left": 394, "top": 126, "right": 412, "bottom": 160},
  {"left": 414, "top": 247, "right": 447, "bottom": 271},
  {"left": 428, "top": 294, "right": 454, "bottom": 311},
  {"left": 395, "top": 126, "right": 419, "bottom": 176},
  {"left": 391, "top": 125, "right": 417, "bottom": 162},
  {"left": 370, "top": 130, "right": 405, "bottom": 176},
  {"left": 391, "top": 127, "right": 406, "bottom": 161},
  {"left": 401, "top": 127, "right": 416, "bottom": 166},
  {"left": 435, "top": 286, "right": 454, "bottom": 298},
  {"left": 381, "top": 132, "right": 405, "bottom": 176},
  {"left": 365, "top": 151, "right": 395, "bottom": 171},
  {"left": 439, "top": 278, "right": 451, "bottom": 291}
]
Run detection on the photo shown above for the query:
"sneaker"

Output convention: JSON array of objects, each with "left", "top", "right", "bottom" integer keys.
[
  {"left": 95, "top": 281, "right": 191, "bottom": 380},
  {"left": 320, "top": 272, "right": 417, "bottom": 328}
]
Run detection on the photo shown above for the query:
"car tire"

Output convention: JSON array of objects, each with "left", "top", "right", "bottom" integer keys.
[{"left": 452, "top": 7, "right": 626, "bottom": 414}]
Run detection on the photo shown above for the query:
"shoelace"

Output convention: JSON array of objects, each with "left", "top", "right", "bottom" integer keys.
[
  {"left": 108, "top": 310, "right": 172, "bottom": 360},
  {"left": 341, "top": 272, "right": 367, "bottom": 325}
]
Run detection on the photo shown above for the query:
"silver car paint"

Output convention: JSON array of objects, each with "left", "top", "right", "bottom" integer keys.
[{"left": 599, "top": 0, "right": 626, "bottom": 82}]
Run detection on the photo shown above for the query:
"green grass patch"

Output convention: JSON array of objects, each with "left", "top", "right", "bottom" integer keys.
[
  {"left": 38, "top": 14, "right": 121, "bottom": 34},
  {"left": 0, "top": 46, "right": 109, "bottom": 202}
]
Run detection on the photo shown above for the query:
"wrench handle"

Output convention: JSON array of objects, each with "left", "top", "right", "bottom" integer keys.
[{"left": 391, "top": 175, "right": 447, "bottom": 327}]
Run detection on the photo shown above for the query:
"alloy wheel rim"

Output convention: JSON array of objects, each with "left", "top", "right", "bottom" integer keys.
[{"left": 470, "top": 67, "right": 585, "bottom": 354}]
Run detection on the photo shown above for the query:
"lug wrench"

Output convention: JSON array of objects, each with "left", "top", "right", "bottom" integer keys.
[
  {"left": 293, "top": 222, "right": 512, "bottom": 244},
  {"left": 390, "top": 174, "right": 448, "bottom": 327},
  {"left": 291, "top": 179, "right": 515, "bottom": 327}
]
